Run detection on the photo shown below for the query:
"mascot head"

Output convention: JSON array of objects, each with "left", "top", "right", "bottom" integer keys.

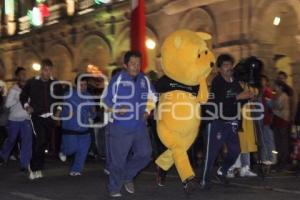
[{"left": 161, "top": 29, "right": 215, "bottom": 86}]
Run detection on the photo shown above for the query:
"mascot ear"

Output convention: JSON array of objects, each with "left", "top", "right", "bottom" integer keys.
[
  {"left": 196, "top": 32, "right": 212, "bottom": 41},
  {"left": 174, "top": 36, "right": 182, "bottom": 49}
]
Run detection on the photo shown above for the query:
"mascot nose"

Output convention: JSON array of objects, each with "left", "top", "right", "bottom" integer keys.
[{"left": 210, "top": 62, "right": 214, "bottom": 68}]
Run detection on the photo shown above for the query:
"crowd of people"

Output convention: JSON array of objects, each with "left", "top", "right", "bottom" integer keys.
[{"left": 0, "top": 51, "right": 299, "bottom": 197}]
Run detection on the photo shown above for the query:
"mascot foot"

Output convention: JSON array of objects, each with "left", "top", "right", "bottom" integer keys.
[
  {"left": 156, "top": 165, "right": 167, "bottom": 187},
  {"left": 182, "top": 177, "right": 198, "bottom": 194}
]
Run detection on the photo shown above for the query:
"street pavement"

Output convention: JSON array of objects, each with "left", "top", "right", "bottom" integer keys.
[{"left": 1, "top": 158, "right": 300, "bottom": 200}]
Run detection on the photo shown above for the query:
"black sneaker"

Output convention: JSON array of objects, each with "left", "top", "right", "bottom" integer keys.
[
  {"left": 0, "top": 156, "right": 5, "bottom": 166},
  {"left": 20, "top": 167, "right": 28, "bottom": 173},
  {"left": 216, "top": 174, "right": 229, "bottom": 185},
  {"left": 183, "top": 177, "right": 198, "bottom": 194},
  {"left": 200, "top": 181, "right": 212, "bottom": 190},
  {"left": 156, "top": 166, "right": 167, "bottom": 187}
]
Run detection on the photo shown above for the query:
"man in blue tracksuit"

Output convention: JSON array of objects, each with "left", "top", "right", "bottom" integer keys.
[
  {"left": 60, "top": 75, "right": 96, "bottom": 176},
  {"left": 201, "top": 54, "right": 254, "bottom": 188},
  {"left": 102, "top": 51, "right": 156, "bottom": 197},
  {"left": 0, "top": 67, "right": 32, "bottom": 170}
]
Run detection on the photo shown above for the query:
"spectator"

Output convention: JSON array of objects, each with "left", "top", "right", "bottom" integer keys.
[
  {"left": 277, "top": 71, "right": 297, "bottom": 123},
  {"left": 260, "top": 75, "right": 276, "bottom": 165},
  {"left": 201, "top": 54, "right": 254, "bottom": 188},
  {"left": 272, "top": 80, "right": 290, "bottom": 171},
  {"left": 0, "top": 67, "right": 32, "bottom": 170}
]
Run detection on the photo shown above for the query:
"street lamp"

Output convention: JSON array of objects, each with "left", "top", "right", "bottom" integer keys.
[
  {"left": 32, "top": 63, "right": 41, "bottom": 71},
  {"left": 146, "top": 38, "right": 156, "bottom": 50},
  {"left": 273, "top": 16, "right": 281, "bottom": 26},
  {"left": 66, "top": 0, "right": 76, "bottom": 16}
]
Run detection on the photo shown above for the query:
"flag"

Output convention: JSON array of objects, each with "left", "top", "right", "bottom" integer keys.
[{"left": 130, "top": 0, "right": 147, "bottom": 72}]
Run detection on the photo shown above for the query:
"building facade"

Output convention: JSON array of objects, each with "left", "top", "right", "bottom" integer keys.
[{"left": 1, "top": 0, "right": 300, "bottom": 91}]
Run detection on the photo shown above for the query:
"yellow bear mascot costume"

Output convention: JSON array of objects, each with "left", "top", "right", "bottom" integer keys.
[{"left": 155, "top": 30, "right": 215, "bottom": 191}]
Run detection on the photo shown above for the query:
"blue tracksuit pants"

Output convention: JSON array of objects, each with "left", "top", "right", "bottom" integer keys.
[
  {"left": 107, "top": 123, "right": 152, "bottom": 193},
  {"left": 61, "top": 132, "right": 91, "bottom": 173},
  {"left": 0, "top": 120, "right": 32, "bottom": 168},
  {"left": 202, "top": 119, "right": 240, "bottom": 185}
]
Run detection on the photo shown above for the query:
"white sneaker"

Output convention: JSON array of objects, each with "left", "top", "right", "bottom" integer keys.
[
  {"left": 9, "top": 155, "right": 17, "bottom": 161},
  {"left": 59, "top": 152, "right": 67, "bottom": 162},
  {"left": 70, "top": 171, "right": 82, "bottom": 176},
  {"left": 271, "top": 151, "right": 278, "bottom": 165},
  {"left": 240, "top": 166, "right": 257, "bottom": 177},
  {"left": 262, "top": 160, "right": 273, "bottom": 165},
  {"left": 36, "top": 171, "right": 43, "bottom": 178},
  {"left": 104, "top": 168, "right": 110, "bottom": 175},
  {"left": 226, "top": 169, "right": 235, "bottom": 178},
  {"left": 217, "top": 167, "right": 235, "bottom": 178},
  {"left": 29, "top": 171, "right": 38, "bottom": 180},
  {"left": 110, "top": 192, "right": 122, "bottom": 198},
  {"left": 124, "top": 182, "right": 135, "bottom": 194}
]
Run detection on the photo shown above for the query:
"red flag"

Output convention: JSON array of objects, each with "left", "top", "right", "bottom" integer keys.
[{"left": 130, "top": 0, "right": 147, "bottom": 72}]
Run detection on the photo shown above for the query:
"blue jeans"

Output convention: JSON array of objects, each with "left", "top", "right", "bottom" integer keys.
[
  {"left": 261, "top": 125, "right": 275, "bottom": 162},
  {"left": 0, "top": 120, "right": 32, "bottom": 168},
  {"left": 61, "top": 133, "right": 91, "bottom": 173}
]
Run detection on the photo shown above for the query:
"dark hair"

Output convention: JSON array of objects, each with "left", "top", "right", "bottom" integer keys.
[
  {"left": 216, "top": 54, "right": 235, "bottom": 68},
  {"left": 261, "top": 74, "right": 269, "bottom": 83},
  {"left": 111, "top": 67, "right": 123, "bottom": 78},
  {"left": 74, "top": 74, "right": 89, "bottom": 85},
  {"left": 147, "top": 70, "right": 158, "bottom": 82},
  {"left": 278, "top": 71, "right": 288, "bottom": 79},
  {"left": 41, "top": 59, "right": 53, "bottom": 68},
  {"left": 14, "top": 67, "right": 26, "bottom": 76},
  {"left": 123, "top": 51, "right": 142, "bottom": 65},
  {"left": 274, "top": 80, "right": 290, "bottom": 95}
]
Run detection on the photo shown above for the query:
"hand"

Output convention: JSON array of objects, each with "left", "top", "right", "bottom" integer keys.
[
  {"left": 54, "top": 110, "right": 61, "bottom": 118},
  {"left": 237, "top": 90, "right": 255, "bottom": 100},
  {"left": 115, "top": 106, "right": 130, "bottom": 115},
  {"left": 265, "top": 97, "right": 271, "bottom": 102},
  {"left": 144, "top": 112, "right": 150, "bottom": 120},
  {"left": 26, "top": 106, "right": 34, "bottom": 114}
]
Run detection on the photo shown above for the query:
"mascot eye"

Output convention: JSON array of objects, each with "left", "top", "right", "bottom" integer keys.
[
  {"left": 198, "top": 54, "right": 201, "bottom": 58},
  {"left": 205, "top": 51, "right": 208, "bottom": 55}
]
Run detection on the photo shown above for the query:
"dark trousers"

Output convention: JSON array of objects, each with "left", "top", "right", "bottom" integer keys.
[
  {"left": 107, "top": 123, "right": 152, "bottom": 193},
  {"left": 273, "top": 127, "right": 289, "bottom": 167},
  {"left": 148, "top": 118, "right": 165, "bottom": 158},
  {"left": 0, "top": 126, "right": 7, "bottom": 147},
  {"left": 202, "top": 120, "right": 240, "bottom": 185},
  {"left": 30, "top": 116, "right": 54, "bottom": 172}
]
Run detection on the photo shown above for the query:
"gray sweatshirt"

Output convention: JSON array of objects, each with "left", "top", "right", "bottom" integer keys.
[{"left": 5, "top": 84, "right": 29, "bottom": 121}]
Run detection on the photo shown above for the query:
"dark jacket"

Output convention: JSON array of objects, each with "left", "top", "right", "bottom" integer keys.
[{"left": 20, "top": 76, "right": 63, "bottom": 116}]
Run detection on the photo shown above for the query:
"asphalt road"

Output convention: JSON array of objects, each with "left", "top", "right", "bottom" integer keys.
[{"left": 1, "top": 158, "right": 300, "bottom": 200}]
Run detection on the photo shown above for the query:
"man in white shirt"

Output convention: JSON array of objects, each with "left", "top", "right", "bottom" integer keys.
[{"left": 0, "top": 67, "right": 32, "bottom": 171}]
